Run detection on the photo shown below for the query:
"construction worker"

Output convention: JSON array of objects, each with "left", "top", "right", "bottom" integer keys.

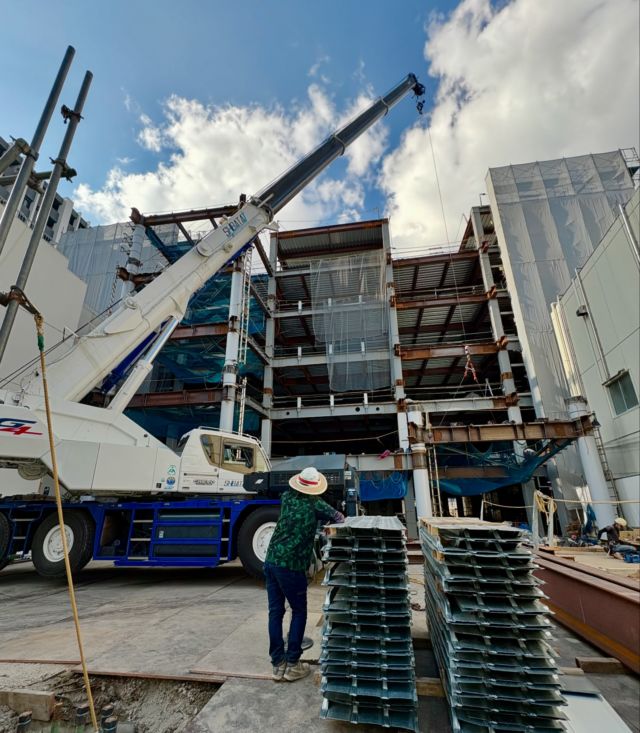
[
  {"left": 264, "top": 466, "right": 345, "bottom": 682},
  {"left": 597, "top": 517, "right": 635, "bottom": 557}
]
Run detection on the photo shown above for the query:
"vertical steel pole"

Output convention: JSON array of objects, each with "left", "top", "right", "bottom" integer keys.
[
  {"left": 0, "top": 69, "right": 92, "bottom": 363},
  {"left": 0, "top": 45, "right": 75, "bottom": 259}
]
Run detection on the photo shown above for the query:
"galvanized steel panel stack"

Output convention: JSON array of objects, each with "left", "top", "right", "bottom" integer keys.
[
  {"left": 320, "top": 516, "right": 419, "bottom": 731},
  {"left": 420, "top": 518, "right": 567, "bottom": 733}
]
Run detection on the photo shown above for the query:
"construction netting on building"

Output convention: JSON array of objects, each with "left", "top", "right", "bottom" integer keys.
[
  {"left": 310, "top": 250, "right": 391, "bottom": 392},
  {"left": 486, "top": 150, "right": 637, "bottom": 520},
  {"left": 57, "top": 223, "right": 174, "bottom": 321}
]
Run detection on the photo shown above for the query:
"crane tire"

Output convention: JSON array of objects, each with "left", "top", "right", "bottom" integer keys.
[
  {"left": 0, "top": 513, "right": 10, "bottom": 572},
  {"left": 31, "top": 511, "right": 95, "bottom": 578},
  {"left": 237, "top": 506, "right": 281, "bottom": 579}
]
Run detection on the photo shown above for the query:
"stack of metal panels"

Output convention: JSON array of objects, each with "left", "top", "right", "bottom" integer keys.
[
  {"left": 320, "top": 516, "right": 419, "bottom": 731},
  {"left": 420, "top": 518, "right": 567, "bottom": 733}
]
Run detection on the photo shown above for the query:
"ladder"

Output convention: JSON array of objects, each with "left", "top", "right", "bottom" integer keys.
[
  {"left": 238, "top": 248, "right": 253, "bottom": 365},
  {"left": 427, "top": 445, "right": 443, "bottom": 517},
  {"left": 592, "top": 425, "right": 620, "bottom": 505}
]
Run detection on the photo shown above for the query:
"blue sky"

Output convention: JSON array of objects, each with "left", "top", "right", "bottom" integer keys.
[
  {"left": 2, "top": 0, "right": 638, "bottom": 252},
  {"left": 2, "top": 1, "right": 449, "bottom": 204}
]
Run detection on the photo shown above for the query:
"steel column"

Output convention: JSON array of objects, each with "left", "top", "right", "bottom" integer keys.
[
  {"left": 565, "top": 396, "right": 616, "bottom": 527},
  {"left": 0, "top": 46, "right": 75, "bottom": 261},
  {"left": 0, "top": 66, "right": 91, "bottom": 364}
]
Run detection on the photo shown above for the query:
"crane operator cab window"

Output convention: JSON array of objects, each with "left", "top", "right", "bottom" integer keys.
[{"left": 222, "top": 441, "right": 254, "bottom": 471}]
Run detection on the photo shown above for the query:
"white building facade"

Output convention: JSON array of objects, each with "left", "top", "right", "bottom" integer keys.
[
  {"left": 486, "top": 150, "right": 637, "bottom": 526},
  {"left": 552, "top": 190, "right": 640, "bottom": 526}
]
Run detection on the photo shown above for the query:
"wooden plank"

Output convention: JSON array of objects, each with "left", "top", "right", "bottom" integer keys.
[
  {"left": 190, "top": 668, "right": 273, "bottom": 681},
  {"left": 0, "top": 659, "right": 79, "bottom": 666},
  {"left": 416, "top": 677, "right": 445, "bottom": 697},
  {"left": 558, "top": 666, "right": 585, "bottom": 676},
  {"left": 575, "top": 656, "right": 626, "bottom": 674},
  {"left": 0, "top": 689, "right": 55, "bottom": 721},
  {"left": 71, "top": 667, "right": 226, "bottom": 685}
]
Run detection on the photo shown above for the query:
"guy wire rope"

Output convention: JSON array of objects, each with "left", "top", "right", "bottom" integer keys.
[{"left": 22, "top": 296, "right": 99, "bottom": 732}]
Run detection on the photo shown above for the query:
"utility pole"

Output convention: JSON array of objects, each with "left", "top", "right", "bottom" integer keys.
[
  {"left": 0, "top": 69, "right": 92, "bottom": 362},
  {"left": 0, "top": 45, "right": 75, "bottom": 260}
]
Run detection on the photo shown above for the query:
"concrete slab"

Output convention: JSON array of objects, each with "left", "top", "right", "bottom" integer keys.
[{"left": 184, "top": 676, "right": 404, "bottom": 733}]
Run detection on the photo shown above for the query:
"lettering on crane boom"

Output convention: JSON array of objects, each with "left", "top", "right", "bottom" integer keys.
[
  {"left": 0, "top": 418, "right": 43, "bottom": 436},
  {"left": 222, "top": 211, "right": 248, "bottom": 238}
]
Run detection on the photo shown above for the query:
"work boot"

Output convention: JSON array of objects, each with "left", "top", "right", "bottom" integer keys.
[
  {"left": 283, "top": 661, "right": 310, "bottom": 682},
  {"left": 272, "top": 661, "right": 286, "bottom": 682}
]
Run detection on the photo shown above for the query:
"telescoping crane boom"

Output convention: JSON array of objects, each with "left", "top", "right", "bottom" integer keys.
[{"left": 0, "top": 74, "right": 424, "bottom": 578}]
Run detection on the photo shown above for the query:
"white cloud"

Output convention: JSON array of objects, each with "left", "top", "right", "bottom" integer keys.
[
  {"left": 380, "top": 0, "right": 640, "bottom": 253},
  {"left": 74, "top": 83, "right": 389, "bottom": 227},
  {"left": 137, "top": 113, "right": 164, "bottom": 152},
  {"left": 309, "top": 55, "right": 331, "bottom": 81}
]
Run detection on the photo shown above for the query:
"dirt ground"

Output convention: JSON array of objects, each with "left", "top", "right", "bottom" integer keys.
[{"left": 0, "top": 663, "right": 218, "bottom": 732}]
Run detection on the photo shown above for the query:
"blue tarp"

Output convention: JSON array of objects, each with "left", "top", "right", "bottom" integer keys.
[{"left": 359, "top": 471, "right": 408, "bottom": 502}]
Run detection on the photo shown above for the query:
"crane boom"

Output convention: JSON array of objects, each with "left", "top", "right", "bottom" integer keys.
[{"left": 13, "top": 74, "right": 424, "bottom": 407}]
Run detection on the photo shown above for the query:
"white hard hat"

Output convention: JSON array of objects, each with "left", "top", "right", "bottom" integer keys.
[{"left": 614, "top": 517, "right": 627, "bottom": 527}]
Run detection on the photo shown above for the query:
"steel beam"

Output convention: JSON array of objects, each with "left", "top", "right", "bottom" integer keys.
[
  {"left": 270, "top": 402, "right": 397, "bottom": 419},
  {"left": 408, "top": 417, "right": 593, "bottom": 444},
  {"left": 397, "top": 342, "right": 503, "bottom": 360},
  {"left": 392, "top": 250, "right": 478, "bottom": 269},
  {"left": 170, "top": 323, "right": 228, "bottom": 339},
  {"left": 130, "top": 204, "right": 237, "bottom": 227},
  {"left": 269, "top": 395, "right": 534, "bottom": 420},
  {"left": 394, "top": 290, "right": 502, "bottom": 310},
  {"left": 535, "top": 554, "right": 640, "bottom": 673},
  {"left": 272, "top": 349, "right": 389, "bottom": 368},
  {"left": 127, "top": 388, "right": 223, "bottom": 408}
]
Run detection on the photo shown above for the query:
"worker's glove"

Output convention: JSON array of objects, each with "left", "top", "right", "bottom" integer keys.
[{"left": 332, "top": 510, "right": 346, "bottom": 524}]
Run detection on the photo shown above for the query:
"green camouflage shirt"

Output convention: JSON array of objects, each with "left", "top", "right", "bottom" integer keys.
[{"left": 265, "top": 490, "right": 338, "bottom": 572}]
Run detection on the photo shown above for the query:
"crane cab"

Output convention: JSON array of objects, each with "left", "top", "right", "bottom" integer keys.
[{"left": 176, "top": 427, "right": 270, "bottom": 495}]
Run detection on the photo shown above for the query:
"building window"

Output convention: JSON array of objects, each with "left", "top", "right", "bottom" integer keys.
[{"left": 606, "top": 371, "right": 639, "bottom": 415}]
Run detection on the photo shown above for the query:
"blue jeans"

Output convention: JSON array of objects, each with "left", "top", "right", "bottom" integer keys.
[
  {"left": 612, "top": 543, "right": 636, "bottom": 555},
  {"left": 264, "top": 562, "right": 307, "bottom": 665}
]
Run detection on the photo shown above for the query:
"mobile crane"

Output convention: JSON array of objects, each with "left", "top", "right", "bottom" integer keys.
[{"left": 0, "top": 73, "right": 425, "bottom": 578}]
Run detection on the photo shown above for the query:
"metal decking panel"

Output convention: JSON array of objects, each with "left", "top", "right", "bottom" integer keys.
[
  {"left": 320, "top": 515, "right": 418, "bottom": 731},
  {"left": 420, "top": 518, "right": 567, "bottom": 732}
]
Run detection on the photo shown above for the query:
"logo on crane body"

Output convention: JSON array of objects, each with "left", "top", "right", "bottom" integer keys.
[
  {"left": 222, "top": 211, "right": 248, "bottom": 238},
  {"left": 0, "top": 418, "right": 43, "bottom": 436}
]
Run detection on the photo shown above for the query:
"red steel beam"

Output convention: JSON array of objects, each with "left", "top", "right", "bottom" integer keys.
[
  {"left": 128, "top": 388, "right": 223, "bottom": 408},
  {"left": 535, "top": 554, "right": 640, "bottom": 673},
  {"left": 170, "top": 323, "right": 228, "bottom": 339}
]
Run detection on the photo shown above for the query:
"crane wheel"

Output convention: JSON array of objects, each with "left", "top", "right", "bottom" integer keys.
[
  {"left": 237, "top": 506, "right": 281, "bottom": 579},
  {"left": 0, "top": 513, "right": 10, "bottom": 572},
  {"left": 31, "top": 511, "right": 95, "bottom": 578}
]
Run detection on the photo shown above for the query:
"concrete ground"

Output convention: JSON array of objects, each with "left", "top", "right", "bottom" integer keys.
[{"left": 0, "top": 560, "right": 637, "bottom": 732}]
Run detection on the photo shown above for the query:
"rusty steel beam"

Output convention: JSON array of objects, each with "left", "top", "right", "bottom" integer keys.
[
  {"left": 170, "top": 323, "right": 228, "bottom": 339},
  {"left": 535, "top": 554, "right": 640, "bottom": 673},
  {"left": 409, "top": 416, "right": 593, "bottom": 444},
  {"left": 397, "top": 342, "right": 500, "bottom": 360},
  {"left": 437, "top": 466, "right": 509, "bottom": 479},
  {"left": 130, "top": 205, "right": 237, "bottom": 227},
  {"left": 128, "top": 388, "right": 223, "bottom": 408},
  {"left": 276, "top": 219, "right": 385, "bottom": 240}
]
